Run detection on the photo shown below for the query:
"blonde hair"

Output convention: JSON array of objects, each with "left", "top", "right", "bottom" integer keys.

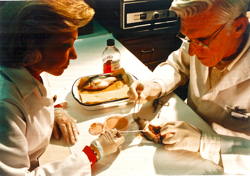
[{"left": 0, "top": 0, "right": 94, "bottom": 66}]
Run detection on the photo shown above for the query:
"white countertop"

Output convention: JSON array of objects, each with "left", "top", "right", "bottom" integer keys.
[{"left": 40, "top": 24, "right": 223, "bottom": 175}]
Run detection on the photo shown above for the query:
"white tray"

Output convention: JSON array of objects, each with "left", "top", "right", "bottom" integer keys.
[{"left": 72, "top": 72, "right": 137, "bottom": 111}]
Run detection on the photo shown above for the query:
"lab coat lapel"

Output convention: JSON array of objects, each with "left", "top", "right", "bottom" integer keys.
[
  {"left": 0, "top": 66, "right": 37, "bottom": 98},
  {"left": 0, "top": 66, "right": 51, "bottom": 101},
  {"left": 211, "top": 47, "right": 250, "bottom": 93},
  {"left": 193, "top": 57, "right": 210, "bottom": 97}
]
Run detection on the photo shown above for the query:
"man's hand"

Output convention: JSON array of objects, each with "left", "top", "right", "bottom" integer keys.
[
  {"left": 161, "top": 121, "right": 201, "bottom": 152},
  {"left": 127, "top": 80, "right": 162, "bottom": 104},
  {"left": 53, "top": 108, "right": 79, "bottom": 145}
]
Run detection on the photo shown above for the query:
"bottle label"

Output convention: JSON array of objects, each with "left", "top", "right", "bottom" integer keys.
[
  {"left": 111, "top": 60, "right": 120, "bottom": 71},
  {"left": 103, "top": 59, "right": 120, "bottom": 73}
]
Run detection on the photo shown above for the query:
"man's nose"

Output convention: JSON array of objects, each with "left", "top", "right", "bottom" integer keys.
[{"left": 188, "top": 43, "right": 202, "bottom": 56}]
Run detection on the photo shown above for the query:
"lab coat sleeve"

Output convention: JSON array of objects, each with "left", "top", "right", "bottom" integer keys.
[
  {"left": 200, "top": 131, "right": 250, "bottom": 175},
  {"left": 200, "top": 132, "right": 221, "bottom": 165},
  {"left": 220, "top": 135, "right": 250, "bottom": 174},
  {"left": 0, "top": 101, "right": 91, "bottom": 176},
  {"left": 33, "top": 152, "right": 91, "bottom": 176},
  {"left": 151, "top": 42, "right": 190, "bottom": 96}
]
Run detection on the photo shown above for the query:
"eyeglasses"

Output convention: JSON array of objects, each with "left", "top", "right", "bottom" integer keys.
[{"left": 176, "top": 22, "right": 228, "bottom": 49}]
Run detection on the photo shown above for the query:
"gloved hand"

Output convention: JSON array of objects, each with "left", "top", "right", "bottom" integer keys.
[
  {"left": 127, "top": 80, "right": 162, "bottom": 104},
  {"left": 53, "top": 108, "right": 79, "bottom": 145},
  {"left": 160, "top": 121, "right": 201, "bottom": 152},
  {"left": 91, "top": 129, "right": 125, "bottom": 160}
]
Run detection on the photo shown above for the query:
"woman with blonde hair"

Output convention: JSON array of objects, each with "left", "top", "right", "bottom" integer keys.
[{"left": 0, "top": 1, "right": 124, "bottom": 175}]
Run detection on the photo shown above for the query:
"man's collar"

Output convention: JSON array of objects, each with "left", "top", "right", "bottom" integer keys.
[{"left": 226, "top": 31, "right": 250, "bottom": 71}]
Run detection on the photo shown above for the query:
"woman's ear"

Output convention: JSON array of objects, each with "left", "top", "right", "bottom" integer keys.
[{"left": 233, "top": 16, "right": 249, "bottom": 38}]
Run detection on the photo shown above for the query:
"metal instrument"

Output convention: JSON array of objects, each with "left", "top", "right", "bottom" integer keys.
[{"left": 119, "top": 130, "right": 147, "bottom": 133}]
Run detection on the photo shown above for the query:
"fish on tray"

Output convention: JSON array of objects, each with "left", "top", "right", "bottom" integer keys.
[{"left": 83, "top": 75, "right": 121, "bottom": 90}]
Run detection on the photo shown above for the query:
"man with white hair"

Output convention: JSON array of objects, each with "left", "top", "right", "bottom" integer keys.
[{"left": 128, "top": 0, "right": 250, "bottom": 174}]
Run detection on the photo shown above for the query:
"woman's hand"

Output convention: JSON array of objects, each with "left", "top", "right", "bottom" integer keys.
[
  {"left": 91, "top": 129, "right": 125, "bottom": 160},
  {"left": 127, "top": 80, "right": 162, "bottom": 104},
  {"left": 53, "top": 108, "right": 79, "bottom": 145}
]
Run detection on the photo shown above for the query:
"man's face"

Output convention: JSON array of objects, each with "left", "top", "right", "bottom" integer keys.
[
  {"left": 33, "top": 29, "right": 78, "bottom": 76},
  {"left": 181, "top": 11, "right": 237, "bottom": 67}
]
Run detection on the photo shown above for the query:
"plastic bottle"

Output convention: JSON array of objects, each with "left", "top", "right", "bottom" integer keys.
[{"left": 102, "top": 39, "right": 121, "bottom": 73}]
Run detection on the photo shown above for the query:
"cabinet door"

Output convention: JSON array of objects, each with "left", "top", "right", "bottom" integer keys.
[{"left": 119, "top": 33, "right": 181, "bottom": 71}]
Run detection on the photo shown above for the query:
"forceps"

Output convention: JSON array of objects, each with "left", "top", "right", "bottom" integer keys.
[
  {"left": 152, "top": 98, "right": 170, "bottom": 113},
  {"left": 133, "top": 82, "right": 143, "bottom": 119}
]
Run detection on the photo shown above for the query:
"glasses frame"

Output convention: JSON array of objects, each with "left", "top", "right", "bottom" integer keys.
[{"left": 176, "top": 22, "right": 228, "bottom": 49}]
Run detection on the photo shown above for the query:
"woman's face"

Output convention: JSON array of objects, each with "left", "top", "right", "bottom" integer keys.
[{"left": 32, "top": 29, "right": 78, "bottom": 76}]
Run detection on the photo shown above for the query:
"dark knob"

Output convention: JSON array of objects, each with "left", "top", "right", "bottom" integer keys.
[{"left": 153, "top": 12, "right": 160, "bottom": 19}]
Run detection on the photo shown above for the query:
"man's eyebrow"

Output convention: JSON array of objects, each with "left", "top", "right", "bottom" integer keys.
[
  {"left": 197, "top": 35, "right": 210, "bottom": 40},
  {"left": 185, "top": 30, "right": 212, "bottom": 40}
]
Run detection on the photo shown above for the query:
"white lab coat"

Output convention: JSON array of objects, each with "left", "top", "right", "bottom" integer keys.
[
  {"left": 0, "top": 66, "right": 91, "bottom": 176},
  {"left": 152, "top": 31, "right": 250, "bottom": 174}
]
